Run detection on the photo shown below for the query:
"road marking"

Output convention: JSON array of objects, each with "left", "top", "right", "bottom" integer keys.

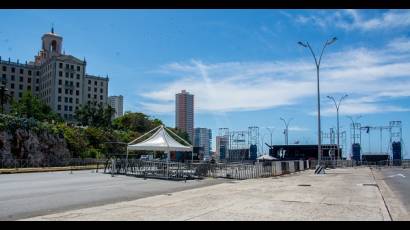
[{"left": 387, "top": 174, "right": 406, "bottom": 178}]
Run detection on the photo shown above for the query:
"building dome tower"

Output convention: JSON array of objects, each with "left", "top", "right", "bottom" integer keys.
[
  {"left": 35, "top": 27, "right": 63, "bottom": 64},
  {"left": 42, "top": 26, "right": 63, "bottom": 56}
]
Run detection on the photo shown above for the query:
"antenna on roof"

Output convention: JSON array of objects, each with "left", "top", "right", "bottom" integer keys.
[{"left": 51, "top": 23, "right": 54, "bottom": 34}]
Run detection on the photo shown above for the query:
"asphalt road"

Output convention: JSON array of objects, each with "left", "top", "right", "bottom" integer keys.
[
  {"left": 0, "top": 170, "right": 228, "bottom": 220},
  {"left": 376, "top": 167, "right": 410, "bottom": 213}
]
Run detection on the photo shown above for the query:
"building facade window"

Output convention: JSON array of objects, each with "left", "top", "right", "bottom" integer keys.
[
  {"left": 76, "top": 90, "right": 79, "bottom": 96},
  {"left": 76, "top": 82, "right": 79, "bottom": 87},
  {"left": 28, "top": 70, "right": 32, "bottom": 76},
  {"left": 58, "top": 88, "right": 62, "bottom": 94},
  {"left": 58, "top": 105, "right": 61, "bottom": 110},
  {"left": 77, "top": 66, "right": 80, "bottom": 71},
  {"left": 59, "top": 71, "right": 62, "bottom": 77},
  {"left": 59, "top": 63, "right": 63, "bottom": 68},
  {"left": 58, "top": 96, "right": 61, "bottom": 102},
  {"left": 28, "top": 78, "right": 31, "bottom": 83},
  {"left": 2, "top": 66, "right": 6, "bottom": 71},
  {"left": 11, "top": 75, "right": 15, "bottom": 81},
  {"left": 19, "top": 85, "right": 23, "bottom": 90},
  {"left": 11, "top": 67, "right": 15, "bottom": 73},
  {"left": 19, "top": 76, "right": 23, "bottom": 82},
  {"left": 10, "top": 83, "right": 14, "bottom": 89},
  {"left": 20, "top": 69, "right": 23, "bottom": 74}
]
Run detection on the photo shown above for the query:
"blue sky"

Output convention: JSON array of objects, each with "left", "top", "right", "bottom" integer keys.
[{"left": 0, "top": 9, "right": 409, "bottom": 158}]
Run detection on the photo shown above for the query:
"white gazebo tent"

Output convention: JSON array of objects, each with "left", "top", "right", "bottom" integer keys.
[
  {"left": 127, "top": 125, "right": 193, "bottom": 161},
  {"left": 257, "top": 154, "right": 277, "bottom": 161}
]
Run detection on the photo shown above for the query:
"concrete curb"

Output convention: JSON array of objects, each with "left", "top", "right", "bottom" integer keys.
[
  {"left": 372, "top": 168, "right": 410, "bottom": 221},
  {"left": 0, "top": 165, "right": 100, "bottom": 174}
]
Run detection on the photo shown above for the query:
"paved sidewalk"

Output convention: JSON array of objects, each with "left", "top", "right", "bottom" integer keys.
[{"left": 24, "top": 168, "right": 391, "bottom": 221}]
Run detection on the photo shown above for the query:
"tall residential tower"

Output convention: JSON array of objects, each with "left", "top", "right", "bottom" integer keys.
[
  {"left": 108, "top": 95, "right": 123, "bottom": 118},
  {"left": 175, "top": 90, "right": 194, "bottom": 142}
]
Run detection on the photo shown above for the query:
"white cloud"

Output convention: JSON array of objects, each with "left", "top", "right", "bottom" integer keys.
[
  {"left": 288, "top": 126, "right": 310, "bottom": 132},
  {"left": 140, "top": 38, "right": 410, "bottom": 116},
  {"left": 294, "top": 10, "right": 410, "bottom": 31},
  {"left": 321, "top": 102, "right": 410, "bottom": 116},
  {"left": 387, "top": 37, "right": 410, "bottom": 52}
]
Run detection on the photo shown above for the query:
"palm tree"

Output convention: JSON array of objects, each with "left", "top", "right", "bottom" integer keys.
[{"left": 0, "top": 80, "right": 11, "bottom": 113}]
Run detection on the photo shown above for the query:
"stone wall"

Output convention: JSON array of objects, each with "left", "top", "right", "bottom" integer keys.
[{"left": 0, "top": 128, "right": 70, "bottom": 161}]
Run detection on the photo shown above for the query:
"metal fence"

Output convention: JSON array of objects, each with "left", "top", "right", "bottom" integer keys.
[
  {"left": 103, "top": 159, "right": 309, "bottom": 180},
  {"left": 0, "top": 158, "right": 105, "bottom": 169},
  {"left": 307, "top": 159, "right": 410, "bottom": 169}
]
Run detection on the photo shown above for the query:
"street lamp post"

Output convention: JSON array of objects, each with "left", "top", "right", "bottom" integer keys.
[
  {"left": 347, "top": 115, "right": 362, "bottom": 144},
  {"left": 327, "top": 94, "right": 348, "bottom": 160},
  {"left": 266, "top": 127, "right": 274, "bottom": 146},
  {"left": 298, "top": 37, "right": 337, "bottom": 172},
  {"left": 280, "top": 118, "right": 293, "bottom": 145}
]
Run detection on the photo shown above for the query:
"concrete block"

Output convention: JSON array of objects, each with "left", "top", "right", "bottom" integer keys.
[
  {"left": 275, "top": 161, "right": 282, "bottom": 175},
  {"left": 289, "top": 161, "right": 295, "bottom": 173},
  {"left": 299, "top": 160, "right": 304, "bottom": 171}
]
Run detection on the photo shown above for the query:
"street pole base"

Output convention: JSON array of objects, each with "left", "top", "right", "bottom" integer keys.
[{"left": 314, "top": 165, "right": 325, "bottom": 174}]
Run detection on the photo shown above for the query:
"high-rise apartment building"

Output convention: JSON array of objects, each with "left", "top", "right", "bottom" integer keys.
[
  {"left": 175, "top": 90, "right": 194, "bottom": 142},
  {"left": 216, "top": 135, "right": 229, "bottom": 160},
  {"left": 108, "top": 95, "right": 123, "bottom": 118},
  {"left": 194, "top": 128, "right": 212, "bottom": 159},
  {"left": 0, "top": 28, "right": 109, "bottom": 120}
]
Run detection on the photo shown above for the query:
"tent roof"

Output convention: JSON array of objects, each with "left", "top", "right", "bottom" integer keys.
[
  {"left": 127, "top": 126, "right": 192, "bottom": 152},
  {"left": 257, "top": 155, "right": 277, "bottom": 160}
]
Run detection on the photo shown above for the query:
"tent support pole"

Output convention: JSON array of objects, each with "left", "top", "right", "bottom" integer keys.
[{"left": 125, "top": 148, "right": 129, "bottom": 175}]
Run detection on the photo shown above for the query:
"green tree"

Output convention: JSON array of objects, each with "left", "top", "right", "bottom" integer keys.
[
  {"left": 168, "top": 128, "right": 191, "bottom": 145},
  {"left": 10, "top": 91, "right": 62, "bottom": 122},
  {"left": 112, "top": 112, "right": 163, "bottom": 133},
  {"left": 75, "top": 101, "right": 115, "bottom": 128},
  {"left": 0, "top": 80, "right": 12, "bottom": 113}
]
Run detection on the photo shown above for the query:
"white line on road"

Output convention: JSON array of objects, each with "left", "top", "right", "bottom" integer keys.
[{"left": 388, "top": 174, "right": 406, "bottom": 178}]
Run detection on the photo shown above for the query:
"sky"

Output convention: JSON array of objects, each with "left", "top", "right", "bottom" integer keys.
[{"left": 0, "top": 9, "right": 409, "bottom": 158}]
